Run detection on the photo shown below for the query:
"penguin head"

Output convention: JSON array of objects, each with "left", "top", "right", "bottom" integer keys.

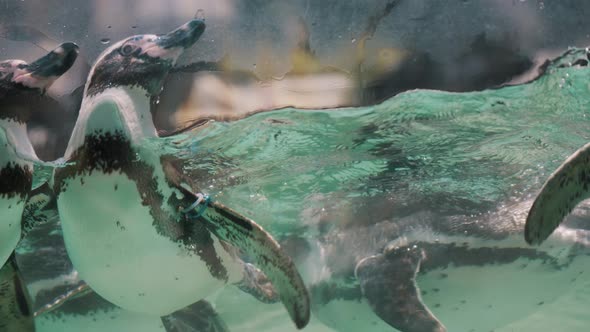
[
  {"left": 0, "top": 42, "right": 79, "bottom": 123},
  {"left": 85, "top": 19, "right": 206, "bottom": 97},
  {"left": 0, "top": 42, "right": 79, "bottom": 95}
]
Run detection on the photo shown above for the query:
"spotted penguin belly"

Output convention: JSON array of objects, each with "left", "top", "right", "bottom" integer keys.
[{"left": 57, "top": 172, "right": 241, "bottom": 315}]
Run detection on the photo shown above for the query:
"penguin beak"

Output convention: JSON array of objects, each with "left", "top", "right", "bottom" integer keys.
[
  {"left": 157, "top": 19, "right": 205, "bottom": 50},
  {"left": 26, "top": 42, "right": 79, "bottom": 78}
]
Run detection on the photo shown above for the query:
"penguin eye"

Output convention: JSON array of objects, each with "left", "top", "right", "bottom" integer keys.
[{"left": 120, "top": 43, "right": 138, "bottom": 56}]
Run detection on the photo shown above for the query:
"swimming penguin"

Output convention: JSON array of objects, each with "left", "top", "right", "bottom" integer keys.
[
  {"left": 51, "top": 19, "right": 309, "bottom": 329},
  {"left": 0, "top": 42, "right": 79, "bottom": 331},
  {"left": 278, "top": 192, "right": 590, "bottom": 332}
]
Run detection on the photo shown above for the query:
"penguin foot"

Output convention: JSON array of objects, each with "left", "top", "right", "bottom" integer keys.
[{"left": 235, "top": 262, "right": 279, "bottom": 304}]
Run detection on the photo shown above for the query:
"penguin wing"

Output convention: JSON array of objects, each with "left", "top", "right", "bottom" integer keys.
[
  {"left": 160, "top": 155, "right": 309, "bottom": 328},
  {"left": 355, "top": 247, "right": 446, "bottom": 332},
  {"left": 525, "top": 142, "right": 590, "bottom": 245},
  {"left": 161, "top": 300, "right": 229, "bottom": 332},
  {"left": 199, "top": 200, "right": 310, "bottom": 330}
]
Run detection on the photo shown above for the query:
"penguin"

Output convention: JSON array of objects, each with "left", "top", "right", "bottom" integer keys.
[
  {"left": 0, "top": 42, "right": 79, "bottom": 331},
  {"left": 274, "top": 193, "right": 590, "bottom": 332},
  {"left": 51, "top": 19, "right": 309, "bottom": 329}
]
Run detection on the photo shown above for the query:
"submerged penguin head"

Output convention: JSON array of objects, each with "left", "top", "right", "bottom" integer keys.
[
  {"left": 0, "top": 42, "right": 79, "bottom": 96},
  {"left": 85, "top": 19, "right": 205, "bottom": 97}
]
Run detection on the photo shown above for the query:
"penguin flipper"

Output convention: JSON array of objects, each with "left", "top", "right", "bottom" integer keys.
[
  {"left": 161, "top": 300, "right": 229, "bottom": 332},
  {"left": 526, "top": 142, "right": 590, "bottom": 245},
  {"left": 355, "top": 247, "right": 446, "bottom": 332},
  {"left": 0, "top": 254, "right": 35, "bottom": 331},
  {"left": 21, "top": 181, "right": 57, "bottom": 239},
  {"left": 199, "top": 200, "right": 310, "bottom": 329}
]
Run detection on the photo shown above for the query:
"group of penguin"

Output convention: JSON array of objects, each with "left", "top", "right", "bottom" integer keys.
[
  {"left": 0, "top": 17, "right": 588, "bottom": 332},
  {"left": 0, "top": 19, "right": 309, "bottom": 331}
]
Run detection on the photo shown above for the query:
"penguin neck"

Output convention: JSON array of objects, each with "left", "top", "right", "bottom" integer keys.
[
  {"left": 84, "top": 84, "right": 156, "bottom": 132},
  {"left": 66, "top": 85, "right": 158, "bottom": 158},
  {"left": 0, "top": 119, "right": 38, "bottom": 163}
]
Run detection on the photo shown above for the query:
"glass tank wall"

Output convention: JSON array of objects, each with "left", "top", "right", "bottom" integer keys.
[{"left": 1, "top": 1, "right": 590, "bottom": 332}]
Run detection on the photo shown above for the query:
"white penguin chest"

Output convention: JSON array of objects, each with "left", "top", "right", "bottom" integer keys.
[
  {"left": 57, "top": 171, "right": 242, "bottom": 315},
  {"left": 0, "top": 121, "right": 34, "bottom": 267}
]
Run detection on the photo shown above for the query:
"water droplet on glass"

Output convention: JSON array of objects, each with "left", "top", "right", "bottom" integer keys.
[
  {"left": 539, "top": 1, "right": 544, "bottom": 10},
  {"left": 351, "top": 38, "right": 356, "bottom": 43},
  {"left": 195, "top": 9, "right": 205, "bottom": 20},
  {"left": 154, "top": 96, "right": 160, "bottom": 104},
  {"left": 100, "top": 38, "right": 111, "bottom": 44},
  {"left": 253, "top": 63, "right": 257, "bottom": 69},
  {"left": 131, "top": 25, "right": 138, "bottom": 29},
  {"left": 107, "top": 25, "right": 112, "bottom": 29}
]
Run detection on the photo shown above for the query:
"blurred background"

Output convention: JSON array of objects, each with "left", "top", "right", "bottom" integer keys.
[{"left": 0, "top": 0, "right": 589, "bottom": 158}]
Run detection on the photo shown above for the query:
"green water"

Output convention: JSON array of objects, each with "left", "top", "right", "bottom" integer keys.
[
  {"left": 175, "top": 49, "right": 590, "bottom": 234},
  {"left": 31, "top": 48, "right": 590, "bottom": 331}
]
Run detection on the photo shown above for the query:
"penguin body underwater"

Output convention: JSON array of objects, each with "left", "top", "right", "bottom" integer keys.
[
  {"left": 0, "top": 42, "right": 79, "bottom": 331},
  {"left": 52, "top": 19, "right": 309, "bottom": 329}
]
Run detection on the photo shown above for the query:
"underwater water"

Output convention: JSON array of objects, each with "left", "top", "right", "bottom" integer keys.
[{"left": 19, "top": 48, "right": 590, "bottom": 331}]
